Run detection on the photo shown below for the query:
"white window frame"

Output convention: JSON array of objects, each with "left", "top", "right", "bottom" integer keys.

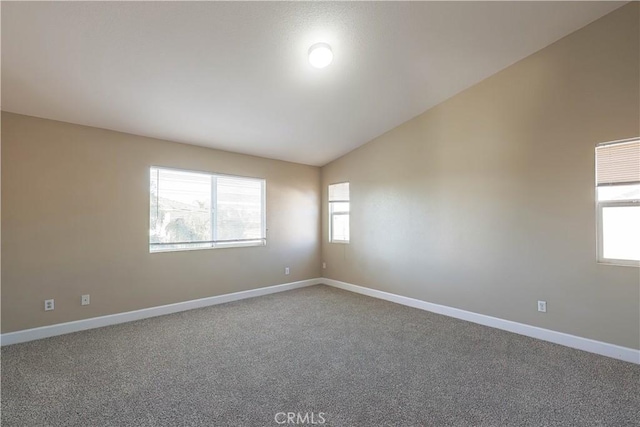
[
  {"left": 595, "top": 138, "right": 640, "bottom": 267},
  {"left": 150, "top": 166, "right": 266, "bottom": 253},
  {"left": 328, "top": 182, "right": 350, "bottom": 244}
]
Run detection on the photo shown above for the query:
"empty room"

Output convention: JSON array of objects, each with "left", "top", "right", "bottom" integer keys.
[{"left": 1, "top": 1, "right": 639, "bottom": 426}]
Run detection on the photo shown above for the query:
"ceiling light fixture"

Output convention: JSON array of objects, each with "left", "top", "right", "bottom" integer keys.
[{"left": 308, "top": 42, "right": 333, "bottom": 69}]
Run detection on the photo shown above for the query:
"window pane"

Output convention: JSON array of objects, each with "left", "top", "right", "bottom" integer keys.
[
  {"left": 331, "top": 202, "right": 350, "bottom": 213},
  {"left": 332, "top": 214, "right": 350, "bottom": 242},
  {"left": 150, "top": 168, "right": 159, "bottom": 242},
  {"left": 217, "top": 176, "right": 264, "bottom": 241},
  {"left": 597, "top": 184, "right": 640, "bottom": 202},
  {"left": 602, "top": 206, "right": 640, "bottom": 261},
  {"left": 151, "top": 169, "right": 211, "bottom": 246}
]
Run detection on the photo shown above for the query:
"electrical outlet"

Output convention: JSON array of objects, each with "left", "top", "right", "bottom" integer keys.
[
  {"left": 322, "top": 262, "right": 326, "bottom": 269},
  {"left": 285, "top": 267, "right": 290, "bottom": 275},
  {"left": 44, "top": 299, "right": 55, "bottom": 311},
  {"left": 537, "top": 300, "right": 547, "bottom": 313},
  {"left": 81, "top": 294, "right": 90, "bottom": 306}
]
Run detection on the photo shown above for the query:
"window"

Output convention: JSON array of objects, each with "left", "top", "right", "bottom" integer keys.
[
  {"left": 150, "top": 167, "right": 266, "bottom": 252},
  {"left": 595, "top": 139, "right": 640, "bottom": 266},
  {"left": 329, "top": 182, "right": 349, "bottom": 243}
]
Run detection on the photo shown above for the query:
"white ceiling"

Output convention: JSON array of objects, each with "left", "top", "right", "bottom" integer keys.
[{"left": 1, "top": 1, "right": 625, "bottom": 166}]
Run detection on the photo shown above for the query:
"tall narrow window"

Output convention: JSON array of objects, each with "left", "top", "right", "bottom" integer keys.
[
  {"left": 329, "top": 182, "right": 350, "bottom": 243},
  {"left": 150, "top": 167, "right": 266, "bottom": 252},
  {"left": 595, "top": 139, "right": 640, "bottom": 266}
]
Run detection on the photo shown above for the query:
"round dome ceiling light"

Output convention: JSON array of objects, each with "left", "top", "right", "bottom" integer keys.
[{"left": 308, "top": 43, "right": 333, "bottom": 69}]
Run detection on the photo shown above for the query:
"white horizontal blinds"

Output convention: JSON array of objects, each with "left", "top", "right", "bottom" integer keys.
[
  {"left": 329, "top": 182, "right": 349, "bottom": 202},
  {"left": 596, "top": 139, "right": 640, "bottom": 186},
  {"left": 151, "top": 168, "right": 212, "bottom": 247},
  {"left": 216, "top": 176, "right": 264, "bottom": 242}
]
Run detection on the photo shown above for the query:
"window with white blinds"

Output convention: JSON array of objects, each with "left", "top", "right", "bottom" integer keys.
[
  {"left": 328, "top": 182, "right": 350, "bottom": 243},
  {"left": 595, "top": 139, "right": 640, "bottom": 266},
  {"left": 150, "top": 167, "right": 266, "bottom": 252}
]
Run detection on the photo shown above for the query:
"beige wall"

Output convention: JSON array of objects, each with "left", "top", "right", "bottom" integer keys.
[
  {"left": 321, "top": 4, "right": 640, "bottom": 349},
  {"left": 2, "top": 4, "right": 638, "bottom": 350},
  {"left": 1, "top": 112, "right": 321, "bottom": 333}
]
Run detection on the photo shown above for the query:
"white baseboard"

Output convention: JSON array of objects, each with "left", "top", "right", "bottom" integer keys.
[
  {"left": 322, "top": 278, "right": 640, "bottom": 365},
  {"left": 0, "top": 278, "right": 322, "bottom": 346},
  {"left": 4, "top": 277, "right": 638, "bottom": 364}
]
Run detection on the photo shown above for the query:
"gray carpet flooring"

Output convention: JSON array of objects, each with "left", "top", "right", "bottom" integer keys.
[{"left": 2, "top": 285, "right": 639, "bottom": 426}]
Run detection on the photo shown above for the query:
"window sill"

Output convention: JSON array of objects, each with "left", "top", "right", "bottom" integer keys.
[
  {"left": 150, "top": 241, "right": 266, "bottom": 253},
  {"left": 597, "top": 259, "right": 640, "bottom": 268}
]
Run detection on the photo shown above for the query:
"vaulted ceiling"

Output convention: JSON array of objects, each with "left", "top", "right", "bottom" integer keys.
[{"left": 1, "top": 1, "right": 626, "bottom": 166}]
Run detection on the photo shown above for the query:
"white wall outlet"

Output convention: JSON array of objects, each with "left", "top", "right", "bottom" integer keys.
[
  {"left": 81, "top": 294, "right": 90, "bottom": 306},
  {"left": 285, "top": 267, "right": 290, "bottom": 275},
  {"left": 322, "top": 262, "right": 326, "bottom": 269},
  {"left": 538, "top": 300, "right": 547, "bottom": 313},
  {"left": 44, "top": 299, "right": 55, "bottom": 311}
]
